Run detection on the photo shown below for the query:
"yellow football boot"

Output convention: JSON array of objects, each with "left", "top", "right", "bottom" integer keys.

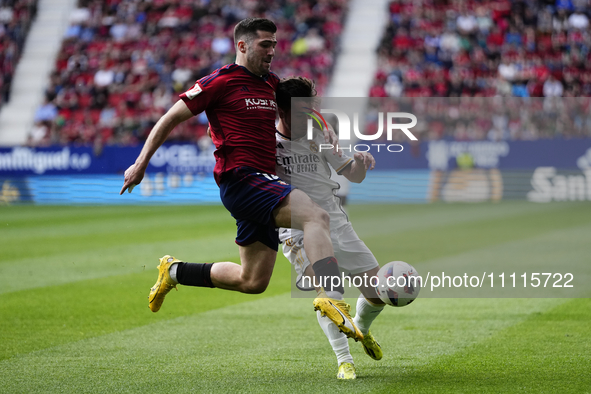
[
  {"left": 360, "top": 330, "right": 383, "bottom": 360},
  {"left": 148, "top": 255, "right": 181, "bottom": 312},
  {"left": 337, "top": 362, "right": 356, "bottom": 380},
  {"left": 313, "top": 291, "right": 364, "bottom": 341}
]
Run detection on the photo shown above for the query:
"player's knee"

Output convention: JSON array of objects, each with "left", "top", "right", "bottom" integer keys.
[
  {"left": 241, "top": 278, "right": 269, "bottom": 294},
  {"left": 313, "top": 207, "right": 330, "bottom": 228}
]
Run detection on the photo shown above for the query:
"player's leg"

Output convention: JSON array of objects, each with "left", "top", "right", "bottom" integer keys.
[
  {"left": 149, "top": 167, "right": 289, "bottom": 312},
  {"left": 306, "top": 266, "right": 357, "bottom": 379},
  {"left": 149, "top": 240, "right": 277, "bottom": 312},
  {"left": 209, "top": 241, "right": 276, "bottom": 293},
  {"left": 354, "top": 266, "right": 385, "bottom": 307},
  {"left": 352, "top": 266, "right": 386, "bottom": 361},
  {"left": 273, "top": 189, "right": 334, "bottom": 269},
  {"left": 331, "top": 223, "right": 386, "bottom": 360},
  {"left": 275, "top": 193, "right": 363, "bottom": 341},
  {"left": 222, "top": 171, "right": 336, "bottom": 293},
  {"left": 281, "top": 235, "right": 356, "bottom": 379}
]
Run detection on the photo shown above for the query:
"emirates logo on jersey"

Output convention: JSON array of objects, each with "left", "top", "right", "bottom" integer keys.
[{"left": 244, "top": 98, "right": 277, "bottom": 111}]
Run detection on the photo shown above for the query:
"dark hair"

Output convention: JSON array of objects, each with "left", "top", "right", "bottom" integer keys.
[
  {"left": 234, "top": 18, "right": 277, "bottom": 46},
  {"left": 276, "top": 76, "right": 317, "bottom": 111}
]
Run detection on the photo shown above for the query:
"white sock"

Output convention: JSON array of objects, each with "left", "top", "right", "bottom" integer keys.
[
  {"left": 325, "top": 290, "right": 343, "bottom": 300},
  {"left": 316, "top": 310, "right": 353, "bottom": 366},
  {"left": 353, "top": 294, "right": 385, "bottom": 335},
  {"left": 168, "top": 263, "right": 179, "bottom": 284}
]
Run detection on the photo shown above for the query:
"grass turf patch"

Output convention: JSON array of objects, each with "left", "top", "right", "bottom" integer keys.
[
  {"left": 0, "top": 202, "right": 590, "bottom": 393},
  {"left": 1, "top": 296, "right": 588, "bottom": 393}
]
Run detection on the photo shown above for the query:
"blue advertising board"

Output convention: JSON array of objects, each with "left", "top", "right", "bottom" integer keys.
[
  {"left": 2, "top": 139, "right": 591, "bottom": 204},
  {"left": 2, "top": 139, "right": 590, "bottom": 177},
  {"left": 369, "top": 139, "right": 591, "bottom": 171},
  {"left": 0, "top": 144, "right": 215, "bottom": 176}
]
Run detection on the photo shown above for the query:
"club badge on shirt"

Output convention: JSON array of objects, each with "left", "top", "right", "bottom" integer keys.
[{"left": 185, "top": 83, "right": 203, "bottom": 100}]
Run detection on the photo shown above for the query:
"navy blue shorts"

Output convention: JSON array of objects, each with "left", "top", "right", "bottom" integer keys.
[{"left": 219, "top": 166, "right": 292, "bottom": 251}]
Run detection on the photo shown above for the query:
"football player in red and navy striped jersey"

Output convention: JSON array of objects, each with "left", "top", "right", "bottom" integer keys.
[
  {"left": 180, "top": 61, "right": 280, "bottom": 185},
  {"left": 120, "top": 18, "right": 362, "bottom": 342}
]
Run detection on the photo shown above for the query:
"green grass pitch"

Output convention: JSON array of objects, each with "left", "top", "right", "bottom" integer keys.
[{"left": 1, "top": 202, "right": 590, "bottom": 393}]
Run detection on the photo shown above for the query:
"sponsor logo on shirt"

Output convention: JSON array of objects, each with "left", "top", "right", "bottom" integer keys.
[
  {"left": 245, "top": 98, "right": 277, "bottom": 111},
  {"left": 276, "top": 153, "right": 320, "bottom": 175}
]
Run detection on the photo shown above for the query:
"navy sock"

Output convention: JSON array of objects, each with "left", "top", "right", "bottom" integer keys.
[
  {"left": 176, "top": 262, "right": 215, "bottom": 288},
  {"left": 312, "top": 256, "right": 344, "bottom": 294}
]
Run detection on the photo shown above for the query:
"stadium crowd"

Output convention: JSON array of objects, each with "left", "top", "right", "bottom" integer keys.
[
  {"left": 364, "top": 96, "right": 590, "bottom": 142},
  {"left": 366, "top": 0, "right": 591, "bottom": 140},
  {"left": 22, "top": 0, "right": 591, "bottom": 146},
  {"left": 27, "top": 0, "right": 348, "bottom": 147},
  {"left": 0, "top": 0, "right": 37, "bottom": 109},
  {"left": 373, "top": 0, "right": 591, "bottom": 99}
]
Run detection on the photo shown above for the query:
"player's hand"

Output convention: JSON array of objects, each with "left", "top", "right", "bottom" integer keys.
[
  {"left": 323, "top": 124, "right": 342, "bottom": 157},
  {"left": 120, "top": 163, "right": 146, "bottom": 195},
  {"left": 353, "top": 152, "right": 375, "bottom": 170}
]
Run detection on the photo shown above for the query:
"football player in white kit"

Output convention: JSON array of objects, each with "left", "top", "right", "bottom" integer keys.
[{"left": 275, "top": 76, "right": 386, "bottom": 380}]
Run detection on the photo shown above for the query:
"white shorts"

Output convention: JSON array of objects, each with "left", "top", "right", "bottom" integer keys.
[{"left": 280, "top": 223, "right": 379, "bottom": 291}]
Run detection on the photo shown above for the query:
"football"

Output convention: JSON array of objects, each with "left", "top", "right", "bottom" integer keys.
[{"left": 375, "top": 261, "right": 421, "bottom": 307}]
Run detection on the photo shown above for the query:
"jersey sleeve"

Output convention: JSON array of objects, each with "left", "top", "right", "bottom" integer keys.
[
  {"left": 179, "top": 74, "right": 226, "bottom": 116},
  {"left": 329, "top": 153, "right": 353, "bottom": 175}
]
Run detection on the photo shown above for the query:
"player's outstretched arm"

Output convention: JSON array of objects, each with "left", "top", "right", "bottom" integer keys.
[
  {"left": 120, "top": 100, "right": 194, "bottom": 194},
  {"left": 341, "top": 152, "right": 375, "bottom": 183}
]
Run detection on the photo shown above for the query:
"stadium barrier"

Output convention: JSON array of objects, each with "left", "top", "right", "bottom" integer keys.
[{"left": 1, "top": 138, "right": 590, "bottom": 205}]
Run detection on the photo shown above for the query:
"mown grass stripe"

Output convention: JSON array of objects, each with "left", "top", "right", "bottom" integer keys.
[
  {"left": 0, "top": 205, "right": 236, "bottom": 262},
  {"left": 0, "top": 294, "right": 576, "bottom": 393},
  {"left": 0, "top": 235, "right": 240, "bottom": 295},
  {"left": 347, "top": 201, "right": 577, "bottom": 239},
  {"left": 390, "top": 297, "right": 591, "bottom": 394},
  {"left": 356, "top": 202, "right": 591, "bottom": 265},
  {"left": 0, "top": 264, "right": 292, "bottom": 361},
  {"left": 408, "top": 223, "right": 591, "bottom": 298},
  {"left": 1, "top": 202, "right": 589, "bottom": 393}
]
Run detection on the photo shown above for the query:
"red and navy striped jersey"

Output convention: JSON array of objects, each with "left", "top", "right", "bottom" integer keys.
[{"left": 180, "top": 64, "right": 280, "bottom": 185}]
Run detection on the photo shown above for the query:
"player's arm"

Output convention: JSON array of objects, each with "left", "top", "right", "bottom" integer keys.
[
  {"left": 120, "top": 100, "right": 194, "bottom": 194},
  {"left": 340, "top": 152, "right": 375, "bottom": 183}
]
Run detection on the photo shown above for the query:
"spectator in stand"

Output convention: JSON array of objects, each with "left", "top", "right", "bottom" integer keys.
[
  {"left": 27, "top": 121, "right": 50, "bottom": 146},
  {"left": 543, "top": 74, "right": 564, "bottom": 97},
  {"left": 475, "top": 6, "right": 494, "bottom": 33},
  {"left": 553, "top": 8, "right": 571, "bottom": 31},
  {"left": 498, "top": 56, "right": 518, "bottom": 82},
  {"left": 457, "top": 10, "right": 478, "bottom": 36},
  {"left": 568, "top": 9, "right": 589, "bottom": 30},
  {"left": 34, "top": 96, "right": 58, "bottom": 123},
  {"left": 93, "top": 58, "right": 115, "bottom": 87},
  {"left": 0, "top": 0, "right": 38, "bottom": 108}
]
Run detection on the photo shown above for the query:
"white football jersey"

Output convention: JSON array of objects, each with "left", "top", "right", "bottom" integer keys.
[{"left": 275, "top": 129, "right": 353, "bottom": 232}]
